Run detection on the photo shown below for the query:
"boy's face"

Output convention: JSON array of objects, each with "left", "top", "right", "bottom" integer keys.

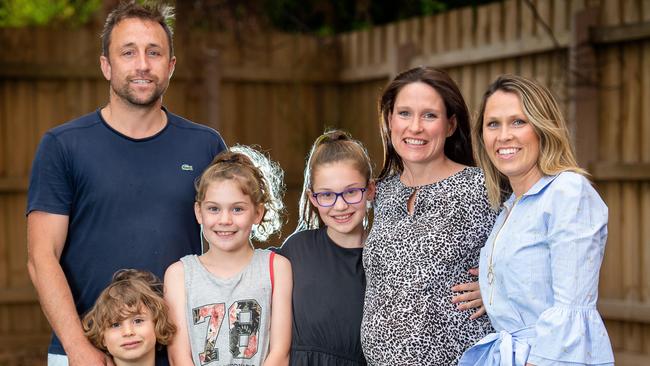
[{"left": 103, "top": 307, "right": 156, "bottom": 365}]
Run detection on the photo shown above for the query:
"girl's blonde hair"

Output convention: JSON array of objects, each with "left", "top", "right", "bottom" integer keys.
[
  {"left": 473, "top": 74, "right": 587, "bottom": 208},
  {"left": 82, "top": 269, "right": 176, "bottom": 352},
  {"left": 298, "top": 130, "right": 373, "bottom": 230},
  {"left": 195, "top": 145, "right": 285, "bottom": 242}
]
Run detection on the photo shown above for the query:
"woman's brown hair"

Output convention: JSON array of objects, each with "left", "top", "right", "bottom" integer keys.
[{"left": 378, "top": 66, "right": 474, "bottom": 180}]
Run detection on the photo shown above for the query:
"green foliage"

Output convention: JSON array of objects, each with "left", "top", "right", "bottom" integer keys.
[
  {"left": 0, "top": 0, "right": 102, "bottom": 27},
  {"left": 263, "top": 0, "right": 496, "bottom": 34}
]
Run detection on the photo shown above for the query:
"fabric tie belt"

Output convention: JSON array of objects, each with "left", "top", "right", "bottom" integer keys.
[{"left": 458, "top": 326, "right": 535, "bottom": 366}]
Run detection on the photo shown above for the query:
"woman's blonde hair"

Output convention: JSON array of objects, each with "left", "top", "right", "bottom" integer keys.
[
  {"left": 195, "top": 145, "right": 285, "bottom": 242},
  {"left": 82, "top": 269, "right": 176, "bottom": 352},
  {"left": 473, "top": 74, "right": 587, "bottom": 208}
]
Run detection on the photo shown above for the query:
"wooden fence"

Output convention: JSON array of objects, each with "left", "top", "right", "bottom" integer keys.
[{"left": 1, "top": 0, "right": 649, "bottom": 364}]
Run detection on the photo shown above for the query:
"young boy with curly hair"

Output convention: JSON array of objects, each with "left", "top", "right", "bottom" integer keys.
[{"left": 82, "top": 269, "right": 176, "bottom": 366}]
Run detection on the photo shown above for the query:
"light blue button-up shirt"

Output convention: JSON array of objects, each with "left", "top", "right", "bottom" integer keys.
[{"left": 459, "top": 172, "right": 614, "bottom": 365}]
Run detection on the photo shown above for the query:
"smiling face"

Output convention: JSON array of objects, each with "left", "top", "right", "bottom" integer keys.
[
  {"left": 389, "top": 82, "right": 456, "bottom": 171},
  {"left": 309, "top": 160, "right": 374, "bottom": 245},
  {"left": 100, "top": 18, "right": 176, "bottom": 108},
  {"left": 102, "top": 307, "right": 156, "bottom": 366},
  {"left": 195, "top": 179, "right": 264, "bottom": 254},
  {"left": 482, "top": 90, "right": 542, "bottom": 196}
]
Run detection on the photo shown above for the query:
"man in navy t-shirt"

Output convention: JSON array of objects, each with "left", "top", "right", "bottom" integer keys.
[{"left": 26, "top": 3, "right": 226, "bottom": 366}]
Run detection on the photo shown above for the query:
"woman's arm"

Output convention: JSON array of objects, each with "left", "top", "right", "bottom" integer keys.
[
  {"left": 526, "top": 173, "right": 613, "bottom": 365},
  {"left": 263, "top": 254, "right": 292, "bottom": 366},
  {"left": 164, "top": 261, "right": 195, "bottom": 366}
]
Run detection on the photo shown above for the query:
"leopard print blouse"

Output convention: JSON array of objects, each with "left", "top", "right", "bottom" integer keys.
[{"left": 361, "top": 167, "right": 496, "bottom": 365}]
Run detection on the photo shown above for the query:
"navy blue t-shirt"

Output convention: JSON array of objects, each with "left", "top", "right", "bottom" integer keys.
[{"left": 27, "top": 108, "right": 226, "bottom": 359}]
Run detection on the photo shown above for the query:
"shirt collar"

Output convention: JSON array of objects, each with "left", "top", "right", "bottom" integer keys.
[{"left": 503, "top": 174, "right": 559, "bottom": 207}]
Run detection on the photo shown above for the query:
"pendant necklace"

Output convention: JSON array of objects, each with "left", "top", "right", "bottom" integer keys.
[{"left": 487, "top": 195, "right": 522, "bottom": 305}]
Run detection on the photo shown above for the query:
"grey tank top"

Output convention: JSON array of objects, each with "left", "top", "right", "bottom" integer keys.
[{"left": 181, "top": 249, "right": 274, "bottom": 366}]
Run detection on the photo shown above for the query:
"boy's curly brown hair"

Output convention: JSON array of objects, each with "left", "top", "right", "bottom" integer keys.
[{"left": 82, "top": 269, "right": 176, "bottom": 351}]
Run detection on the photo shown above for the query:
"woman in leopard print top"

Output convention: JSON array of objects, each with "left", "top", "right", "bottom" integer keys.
[{"left": 361, "top": 67, "right": 496, "bottom": 365}]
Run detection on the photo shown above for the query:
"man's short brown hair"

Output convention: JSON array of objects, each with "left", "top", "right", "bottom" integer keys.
[{"left": 101, "top": 1, "right": 175, "bottom": 59}]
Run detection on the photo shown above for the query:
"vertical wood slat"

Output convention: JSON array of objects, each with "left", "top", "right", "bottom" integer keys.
[
  {"left": 569, "top": 7, "right": 599, "bottom": 166},
  {"left": 521, "top": 0, "right": 536, "bottom": 37},
  {"left": 622, "top": 0, "right": 642, "bottom": 24},
  {"left": 0, "top": 81, "right": 6, "bottom": 177},
  {"left": 642, "top": 30, "right": 650, "bottom": 346},
  {"left": 622, "top": 0, "right": 645, "bottom": 353},
  {"left": 447, "top": 9, "right": 460, "bottom": 51},
  {"left": 553, "top": 0, "right": 568, "bottom": 35},
  {"left": 350, "top": 31, "right": 359, "bottom": 69},
  {"left": 372, "top": 26, "right": 383, "bottom": 65},
  {"left": 421, "top": 15, "right": 434, "bottom": 56},
  {"left": 471, "top": 63, "right": 490, "bottom": 115},
  {"left": 0, "top": 198, "right": 7, "bottom": 288},
  {"left": 488, "top": 2, "right": 503, "bottom": 45},
  {"left": 476, "top": 5, "right": 490, "bottom": 47},
  {"left": 384, "top": 23, "right": 397, "bottom": 76},
  {"left": 597, "top": 0, "right": 624, "bottom": 351},
  {"left": 7, "top": 197, "right": 27, "bottom": 287},
  {"left": 434, "top": 12, "right": 446, "bottom": 54},
  {"left": 504, "top": 0, "right": 519, "bottom": 41},
  {"left": 459, "top": 66, "right": 475, "bottom": 116},
  {"left": 519, "top": 55, "right": 534, "bottom": 78},
  {"left": 360, "top": 28, "right": 370, "bottom": 68},
  {"left": 460, "top": 7, "right": 474, "bottom": 50},
  {"left": 6, "top": 83, "right": 33, "bottom": 178},
  {"left": 605, "top": 183, "right": 624, "bottom": 345},
  {"left": 396, "top": 19, "right": 408, "bottom": 45},
  {"left": 643, "top": 181, "right": 650, "bottom": 354},
  {"left": 622, "top": 45, "right": 641, "bottom": 164},
  {"left": 535, "top": 0, "right": 553, "bottom": 37},
  {"left": 487, "top": 60, "right": 504, "bottom": 86}
]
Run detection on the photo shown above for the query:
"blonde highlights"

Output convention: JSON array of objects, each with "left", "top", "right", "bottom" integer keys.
[
  {"left": 474, "top": 74, "right": 587, "bottom": 208},
  {"left": 82, "top": 269, "right": 176, "bottom": 352}
]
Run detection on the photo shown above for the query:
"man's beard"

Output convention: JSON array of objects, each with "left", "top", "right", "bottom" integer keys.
[{"left": 112, "top": 77, "right": 168, "bottom": 107}]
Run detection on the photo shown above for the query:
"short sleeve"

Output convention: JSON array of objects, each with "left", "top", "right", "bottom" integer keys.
[
  {"left": 209, "top": 130, "right": 227, "bottom": 158},
  {"left": 26, "top": 132, "right": 73, "bottom": 216},
  {"left": 528, "top": 173, "right": 614, "bottom": 365}
]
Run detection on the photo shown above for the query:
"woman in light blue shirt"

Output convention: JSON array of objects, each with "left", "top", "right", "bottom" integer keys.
[{"left": 459, "top": 75, "right": 614, "bottom": 366}]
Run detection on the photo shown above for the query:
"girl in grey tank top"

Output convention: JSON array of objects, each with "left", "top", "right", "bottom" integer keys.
[{"left": 164, "top": 147, "right": 292, "bottom": 366}]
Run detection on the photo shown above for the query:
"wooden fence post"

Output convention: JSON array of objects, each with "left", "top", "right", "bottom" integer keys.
[
  {"left": 204, "top": 47, "right": 221, "bottom": 130},
  {"left": 569, "top": 7, "right": 599, "bottom": 170}
]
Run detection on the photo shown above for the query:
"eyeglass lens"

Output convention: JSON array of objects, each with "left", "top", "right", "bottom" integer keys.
[{"left": 315, "top": 188, "right": 365, "bottom": 206}]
